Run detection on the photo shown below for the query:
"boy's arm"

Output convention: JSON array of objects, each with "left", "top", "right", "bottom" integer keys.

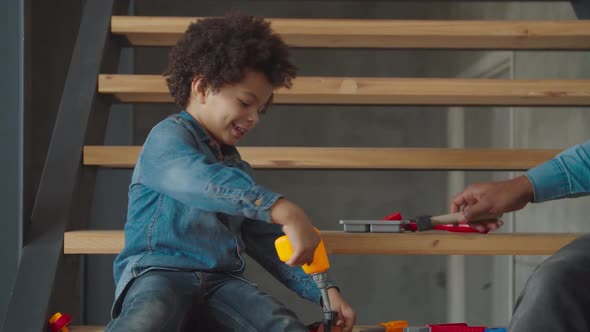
[
  {"left": 526, "top": 140, "right": 590, "bottom": 203},
  {"left": 139, "top": 119, "right": 280, "bottom": 222},
  {"left": 241, "top": 219, "right": 339, "bottom": 305}
]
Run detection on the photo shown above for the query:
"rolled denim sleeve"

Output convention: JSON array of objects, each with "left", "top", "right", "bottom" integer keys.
[
  {"left": 137, "top": 119, "right": 281, "bottom": 222},
  {"left": 526, "top": 140, "right": 590, "bottom": 203},
  {"left": 241, "top": 219, "right": 339, "bottom": 305}
]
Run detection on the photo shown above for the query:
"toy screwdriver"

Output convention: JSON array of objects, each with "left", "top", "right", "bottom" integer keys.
[{"left": 275, "top": 230, "right": 335, "bottom": 332}]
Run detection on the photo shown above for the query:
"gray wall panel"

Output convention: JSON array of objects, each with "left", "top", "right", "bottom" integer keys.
[
  {"left": 0, "top": 0, "right": 24, "bottom": 324},
  {"left": 83, "top": 0, "right": 590, "bottom": 327}
]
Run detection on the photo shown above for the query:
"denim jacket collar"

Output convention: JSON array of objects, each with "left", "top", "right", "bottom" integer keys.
[
  {"left": 179, "top": 110, "right": 239, "bottom": 162},
  {"left": 179, "top": 110, "right": 210, "bottom": 142}
]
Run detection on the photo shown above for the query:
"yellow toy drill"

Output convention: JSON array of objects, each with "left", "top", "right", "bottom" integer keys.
[{"left": 275, "top": 230, "right": 335, "bottom": 332}]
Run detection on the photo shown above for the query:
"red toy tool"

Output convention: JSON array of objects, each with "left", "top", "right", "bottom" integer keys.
[
  {"left": 340, "top": 212, "right": 500, "bottom": 233},
  {"left": 427, "top": 323, "right": 486, "bottom": 332},
  {"left": 48, "top": 312, "right": 72, "bottom": 332},
  {"left": 382, "top": 212, "right": 488, "bottom": 234}
]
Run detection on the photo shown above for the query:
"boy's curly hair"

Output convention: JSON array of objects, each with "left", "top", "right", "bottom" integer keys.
[{"left": 164, "top": 13, "right": 297, "bottom": 108}]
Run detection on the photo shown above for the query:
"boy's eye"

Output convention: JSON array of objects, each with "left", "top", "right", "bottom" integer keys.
[{"left": 239, "top": 98, "right": 267, "bottom": 115}]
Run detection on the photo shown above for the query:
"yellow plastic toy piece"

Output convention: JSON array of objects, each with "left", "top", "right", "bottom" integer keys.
[
  {"left": 379, "top": 320, "right": 409, "bottom": 332},
  {"left": 49, "top": 312, "right": 70, "bottom": 332},
  {"left": 274, "top": 229, "right": 330, "bottom": 274}
]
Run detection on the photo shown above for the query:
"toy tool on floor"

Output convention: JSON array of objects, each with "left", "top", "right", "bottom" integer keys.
[
  {"left": 358, "top": 321, "right": 506, "bottom": 332},
  {"left": 275, "top": 230, "right": 336, "bottom": 332},
  {"left": 340, "top": 212, "right": 499, "bottom": 233}
]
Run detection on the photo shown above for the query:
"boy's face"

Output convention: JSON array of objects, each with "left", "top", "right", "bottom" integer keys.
[{"left": 188, "top": 70, "right": 273, "bottom": 146}]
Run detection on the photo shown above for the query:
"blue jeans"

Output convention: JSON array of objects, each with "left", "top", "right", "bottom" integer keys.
[
  {"left": 510, "top": 234, "right": 590, "bottom": 332},
  {"left": 105, "top": 270, "right": 308, "bottom": 332}
]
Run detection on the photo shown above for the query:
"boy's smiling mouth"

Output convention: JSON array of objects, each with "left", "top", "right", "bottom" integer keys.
[{"left": 231, "top": 122, "right": 249, "bottom": 139}]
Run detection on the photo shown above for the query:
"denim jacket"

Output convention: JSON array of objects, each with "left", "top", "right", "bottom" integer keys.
[
  {"left": 526, "top": 140, "right": 590, "bottom": 203},
  {"left": 112, "top": 111, "right": 334, "bottom": 316}
]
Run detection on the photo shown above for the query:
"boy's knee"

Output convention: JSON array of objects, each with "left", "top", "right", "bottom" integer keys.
[
  {"left": 112, "top": 273, "right": 196, "bottom": 331},
  {"left": 110, "top": 290, "right": 192, "bottom": 332}
]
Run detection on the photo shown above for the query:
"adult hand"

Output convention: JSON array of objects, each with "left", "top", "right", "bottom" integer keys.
[{"left": 450, "top": 175, "right": 534, "bottom": 231}]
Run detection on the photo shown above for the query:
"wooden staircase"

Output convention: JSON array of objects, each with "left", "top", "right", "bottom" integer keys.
[{"left": 67, "top": 12, "right": 589, "bottom": 332}]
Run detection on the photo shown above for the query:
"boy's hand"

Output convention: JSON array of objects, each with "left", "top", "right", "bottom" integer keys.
[
  {"left": 327, "top": 288, "right": 356, "bottom": 332},
  {"left": 270, "top": 198, "right": 320, "bottom": 266}
]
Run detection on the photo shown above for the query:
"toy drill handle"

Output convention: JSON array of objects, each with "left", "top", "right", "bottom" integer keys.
[{"left": 274, "top": 229, "right": 330, "bottom": 274}]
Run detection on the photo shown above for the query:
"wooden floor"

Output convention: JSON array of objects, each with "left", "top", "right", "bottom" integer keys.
[{"left": 70, "top": 325, "right": 377, "bottom": 332}]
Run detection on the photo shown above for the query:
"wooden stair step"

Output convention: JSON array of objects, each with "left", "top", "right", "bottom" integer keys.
[
  {"left": 83, "top": 146, "right": 559, "bottom": 170},
  {"left": 71, "top": 325, "right": 375, "bottom": 332},
  {"left": 99, "top": 74, "right": 590, "bottom": 106},
  {"left": 70, "top": 327, "right": 105, "bottom": 332},
  {"left": 64, "top": 230, "right": 580, "bottom": 256},
  {"left": 111, "top": 16, "right": 590, "bottom": 49}
]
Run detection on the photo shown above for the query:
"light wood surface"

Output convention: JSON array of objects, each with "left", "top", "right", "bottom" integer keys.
[
  {"left": 83, "top": 146, "right": 558, "bottom": 170},
  {"left": 70, "top": 327, "right": 107, "bottom": 332},
  {"left": 71, "top": 325, "right": 374, "bottom": 332},
  {"left": 99, "top": 74, "right": 590, "bottom": 106},
  {"left": 111, "top": 16, "right": 590, "bottom": 49},
  {"left": 64, "top": 230, "right": 581, "bottom": 256}
]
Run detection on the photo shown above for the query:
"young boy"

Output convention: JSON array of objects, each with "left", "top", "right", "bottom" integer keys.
[{"left": 106, "top": 14, "right": 356, "bottom": 332}]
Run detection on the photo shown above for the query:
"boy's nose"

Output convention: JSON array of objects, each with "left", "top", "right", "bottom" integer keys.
[{"left": 247, "top": 111, "right": 259, "bottom": 125}]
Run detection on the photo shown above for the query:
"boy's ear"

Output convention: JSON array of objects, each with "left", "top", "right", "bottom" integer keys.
[{"left": 191, "top": 77, "right": 207, "bottom": 104}]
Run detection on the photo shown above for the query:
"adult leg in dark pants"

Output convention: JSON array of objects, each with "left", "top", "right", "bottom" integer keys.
[{"left": 510, "top": 234, "right": 590, "bottom": 332}]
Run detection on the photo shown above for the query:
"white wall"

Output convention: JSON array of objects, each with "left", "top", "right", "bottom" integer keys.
[{"left": 436, "top": 0, "right": 590, "bottom": 327}]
